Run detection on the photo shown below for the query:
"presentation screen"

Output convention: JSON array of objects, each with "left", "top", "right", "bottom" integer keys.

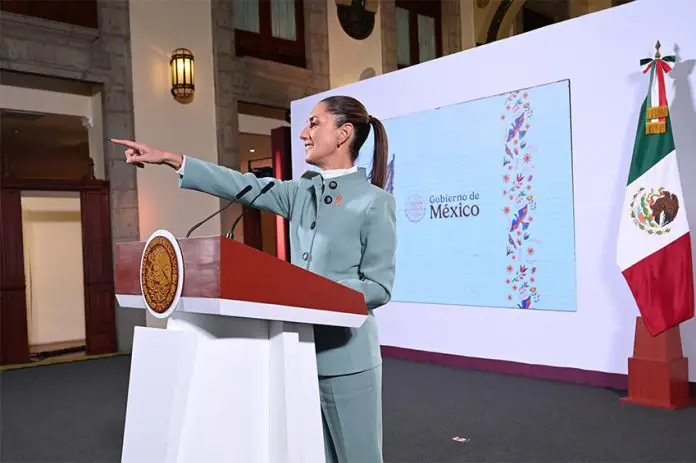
[{"left": 357, "top": 79, "right": 577, "bottom": 311}]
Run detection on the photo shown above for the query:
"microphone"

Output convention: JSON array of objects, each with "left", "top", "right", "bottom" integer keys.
[
  {"left": 226, "top": 181, "right": 276, "bottom": 240},
  {"left": 185, "top": 185, "right": 253, "bottom": 238}
]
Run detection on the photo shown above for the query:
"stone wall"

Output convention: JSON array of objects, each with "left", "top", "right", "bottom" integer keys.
[
  {"left": 442, "top": 0, "right": 463, "bottom": 56},
  {"left": 381, "top": 0, "right": 398, "bottom": 75},
  {"left": 211, "top": 0, "right": 242, "bottom": 234},
  {"left": 0, "top": 0, "right": 144, "bottom": 351}
]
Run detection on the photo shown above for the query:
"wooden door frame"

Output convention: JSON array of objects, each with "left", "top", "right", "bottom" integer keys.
[
  {"left": 0, "top": 177, "right": 117, "bottom": 365},
  {"left": 272, "top": 126, "right": 292, "bottom": 262}
]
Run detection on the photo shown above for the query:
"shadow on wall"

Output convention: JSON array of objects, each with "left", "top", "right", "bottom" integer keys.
[
  {"left": 360, "top": 67, "right": 377, "bottom": 81},
  {"left": 669, "top": 44, "right": 696, "bottom": 356}
]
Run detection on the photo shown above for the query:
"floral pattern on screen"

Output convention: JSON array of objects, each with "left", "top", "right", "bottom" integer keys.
[{"left": 502, "top": 90, "right": 540, "bottom": 309}]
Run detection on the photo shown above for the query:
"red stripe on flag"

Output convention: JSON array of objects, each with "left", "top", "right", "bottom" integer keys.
[
  {"left": 656, "top": 60, "right": 668, "bottom": 121},
  {"left": 622, "top": 233, "right": 694, "bottom": 336}
]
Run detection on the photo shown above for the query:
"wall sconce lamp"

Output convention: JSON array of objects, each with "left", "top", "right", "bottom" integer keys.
[{"left": 170, "top": 48, "right": 195, "bottom": 103}]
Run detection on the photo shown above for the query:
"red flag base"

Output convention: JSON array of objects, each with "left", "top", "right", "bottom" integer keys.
[{"left": 620, "top": 316, "right": 695, "bottom": 410}]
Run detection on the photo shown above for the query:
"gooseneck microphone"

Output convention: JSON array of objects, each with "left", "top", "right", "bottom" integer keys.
[
  {"left": 185, "top": 185, "right": 253, "bottom": 238},
  {"left": 226, "top": 181, "right": 276, "bottom": 240}
]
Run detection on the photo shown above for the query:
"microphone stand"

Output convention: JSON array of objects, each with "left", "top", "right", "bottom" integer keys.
[
  {"left": 185, "top": 185, "right": 253, "bottom": 238},
  {"left": 226, "top": 182, "right": 276, "bottom": 240}
]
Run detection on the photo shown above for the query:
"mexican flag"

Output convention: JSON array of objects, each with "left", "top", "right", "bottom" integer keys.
[{"left": 616, "top": 46, "right": 694, "bottom": 337}]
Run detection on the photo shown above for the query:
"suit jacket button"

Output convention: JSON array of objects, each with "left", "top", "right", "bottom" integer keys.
[
  {"left": 310, "top": 221, "right": 316, "bottom": 229},
  {"left": 302, "top": 252, "right": 309, "bottom": 260},
  {"left": 324, "top": 195, "right": 333, "bottom": 205},
  {"left": 329, "top": 180, "right": 338, "bottom": 189}
]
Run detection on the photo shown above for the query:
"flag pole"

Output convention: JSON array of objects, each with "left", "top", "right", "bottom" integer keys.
[{"left": 619, "top": 41, "right": 694, "bottom": 410}]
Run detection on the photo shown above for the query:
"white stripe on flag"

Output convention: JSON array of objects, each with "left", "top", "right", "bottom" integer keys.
[{"left": 616, "top": 150, "right": 689, "bottom": 270}]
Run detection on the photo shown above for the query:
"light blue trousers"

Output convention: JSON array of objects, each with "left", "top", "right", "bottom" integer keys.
[{"left": 319, "top": 365, "right": 383, "bottom": 463}]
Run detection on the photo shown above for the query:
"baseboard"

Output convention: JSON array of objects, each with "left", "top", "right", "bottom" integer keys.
[
  {"left": 0, "top": 351, "right": 128, "bottom": 371},
  {"left": 381, "top": 345, "right": 696, "bottom": 396},
  {"left": 32, "top": 345, "right": 87, "bottom": 360}
]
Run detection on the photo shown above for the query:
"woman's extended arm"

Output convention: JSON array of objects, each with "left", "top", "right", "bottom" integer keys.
[
  {"left": 178, "top": 156, "right": 296, "bottom": 219},
  {"left": 110, "top": 139, "right": 296, "bottom": 219}
]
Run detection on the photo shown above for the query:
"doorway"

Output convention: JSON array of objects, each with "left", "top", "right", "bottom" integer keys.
[
  {"left": 21, "top": 191, "right": 87, "bottom": 361},
  {"left": 0, "top": 109, "right": 117, "bottom": 366}
]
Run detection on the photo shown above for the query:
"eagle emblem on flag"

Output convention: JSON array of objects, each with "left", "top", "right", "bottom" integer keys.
[{"left": 630, "top": 186, "right": 679, "bottom": 235}]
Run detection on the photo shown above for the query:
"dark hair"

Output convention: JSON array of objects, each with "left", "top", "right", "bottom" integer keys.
[{"left": 320, "top": 95, "right": 389, "bottom": 189}]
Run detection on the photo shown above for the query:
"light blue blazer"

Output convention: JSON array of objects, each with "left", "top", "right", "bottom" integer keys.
[{"left": 178, "top": 156, "right": 397, "bottom": 376}]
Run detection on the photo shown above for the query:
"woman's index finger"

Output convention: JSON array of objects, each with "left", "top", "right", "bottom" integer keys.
[{"left": 110, "top": 139, "right": 144, "bottom": 150}]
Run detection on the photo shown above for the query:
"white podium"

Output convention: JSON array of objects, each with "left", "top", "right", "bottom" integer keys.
[{"left": 115, "top": 233, "right": 368, "bottom": 463}]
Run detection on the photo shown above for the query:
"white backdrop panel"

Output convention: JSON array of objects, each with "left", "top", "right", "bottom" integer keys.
[{"left": 290, "top": 0, "right": 696, "bottom": 378}]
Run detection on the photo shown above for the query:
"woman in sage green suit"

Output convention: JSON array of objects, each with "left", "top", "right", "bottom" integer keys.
[{"left": 112, "top": 95, "right": 397, "bottom": 463}]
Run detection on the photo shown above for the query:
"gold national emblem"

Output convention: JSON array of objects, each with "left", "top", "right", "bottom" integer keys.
[
  {"left": 141, "top": 235, "right": 180, "bottom": 314},
  {"left": 630, "top": 186, "right": 679, "bottom": 236}
]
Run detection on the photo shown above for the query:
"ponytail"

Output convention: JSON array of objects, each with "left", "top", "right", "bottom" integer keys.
[
  {"left": 319, "top": 95, "right": 389, "bottom": 188},
  {"left": 369, "top": 115, "right": 389, "bottom": 189}
]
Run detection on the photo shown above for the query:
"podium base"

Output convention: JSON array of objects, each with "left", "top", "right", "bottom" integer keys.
[
  {"left": 620, "top": 316, "right": 694, "bottom": 410},
  {"left": 120, "top": 311, "right": 325, "bottom": 463}
]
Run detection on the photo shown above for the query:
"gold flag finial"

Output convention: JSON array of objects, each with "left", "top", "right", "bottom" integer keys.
[{"left": 645, "top": 40, "right": 669, "bottom": 135}]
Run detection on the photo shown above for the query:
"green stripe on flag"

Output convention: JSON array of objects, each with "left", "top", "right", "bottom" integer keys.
[{"left": 626, "top": 97, "right": 676, "bottom": 185}]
